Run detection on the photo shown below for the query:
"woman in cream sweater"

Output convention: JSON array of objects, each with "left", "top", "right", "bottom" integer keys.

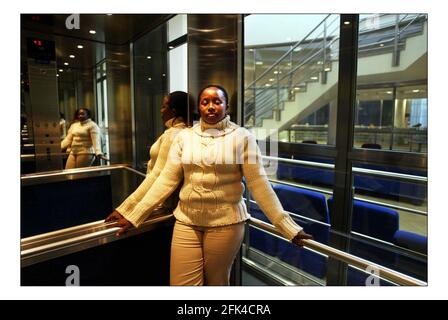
[{"left": 106, "top": 85, "right": 311, "bottom": 286}]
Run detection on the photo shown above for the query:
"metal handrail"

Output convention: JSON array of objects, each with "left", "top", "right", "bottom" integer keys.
[
  {"left": 21, "top": 214, "right": 174, "bottom": 267},
  {"left": 20, "top": 163, "right": 146, "bottom": 181},
  {"left": 248, "top": 217, "right": 426, "bottom": 286},
  {"left": 262, "top": 155, "right": 427, "bottom": 183}
]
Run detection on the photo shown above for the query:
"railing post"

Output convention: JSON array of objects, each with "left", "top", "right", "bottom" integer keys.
[
  {"left": 321, "top": 17, "right": 328, "bottom": 84},
  {"left": 392, "top": 14, "right": 400, "bottom": 67},
  {"left": 275, "top": 65, "right": 281, "bottom": 121}
]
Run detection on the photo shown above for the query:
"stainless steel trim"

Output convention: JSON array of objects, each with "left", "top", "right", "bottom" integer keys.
[
  {"left": 263, "top": 155, "right": 335, "bottom": 169},
  {"left": 248, "top": 217, "right": 427, "bottom": 286},
  {"left": 21, "top": 164, "right": 146, "bottom": 181},
  {"left": 352, "top": 167, "right": 427, "bottom": 183},
  {"left": 21, "top": 214, "right": 175, "bottom": 267},
  {"left": 269, "top": 178, "right": 333, "bottom": 195},
  {"left": 242, "top": 256, "right": 296, "bottom": 286}
]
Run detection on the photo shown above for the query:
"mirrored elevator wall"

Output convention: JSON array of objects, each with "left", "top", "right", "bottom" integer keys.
[
  {"left": 105, "top": 43, "right": 135, "bottom": 203},
  {"left": 187, "top": 15, "right": 243, "bottom": 123},
  {"left": 25, "top": 35, "right": 63, "bottom": 172}
]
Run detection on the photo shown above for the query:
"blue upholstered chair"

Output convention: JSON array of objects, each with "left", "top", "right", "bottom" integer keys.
[
  {"left": 273, "top": 184, "right": 330, "bottom": 278},
  {"left": 327, "top": 197, "right": 400, "bottom": 284},
  {"left": 248, "top": 201, "right": 279, "bottom": 256}
]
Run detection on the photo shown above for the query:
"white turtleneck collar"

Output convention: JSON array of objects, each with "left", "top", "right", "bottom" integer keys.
[
  {"left": 195, "top": 115, "right": 238, "bottom": 138},
  {"left": 165, "top": 117, "right": 186, "bottom": 129},
  {"left": 80, "top": 119, "right": 92, "bottom": 125},
  {"left": 200, "top": 115, "right": 231, "bottom": 131}
]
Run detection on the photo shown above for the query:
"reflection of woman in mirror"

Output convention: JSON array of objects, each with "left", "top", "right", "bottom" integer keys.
[
  {"left": 106, "top": 85, "right": 311, "bottom": 286},
  {"left": 61, "top": 107, "right": 104, "bottom": 169},
  {"left": 106, "top": 91, "right": 189, "bottom": 227},
  {"left": 59, "top": 112, "right": 67, "bottom": 139}
]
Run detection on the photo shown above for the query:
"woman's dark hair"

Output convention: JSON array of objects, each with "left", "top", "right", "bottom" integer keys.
[
  {"left": 73, "top": 107, "right": 92, "bottom": 120},
  {"left": 197, "top": 85, "right": 229, "bottom": 106},
  {"left": 168, "top": 91, "right": 190, "bottom": 121}
]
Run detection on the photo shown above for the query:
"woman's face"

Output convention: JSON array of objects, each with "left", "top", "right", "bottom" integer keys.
[
  {"left": 199, "top": 87, "right": 227, "bottom": 124},
  {"left": 77, "top": 109, "right": 89, "bottom": 121},
  {"left": 161, "top": 95, "right": 176, "bottom": 123}
]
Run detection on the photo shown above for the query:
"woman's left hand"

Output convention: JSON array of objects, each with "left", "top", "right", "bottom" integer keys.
[{"left": 292, "top": 230, "right": 313, "bottom": 247}]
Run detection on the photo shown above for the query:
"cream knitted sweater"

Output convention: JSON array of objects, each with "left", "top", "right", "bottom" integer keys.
[
  {"left": 122, "top": 116, "right": 303, "bottom": 241},
  {"left": 61, "top": 119, "right": 102, "bottom": 155},
  {"left": 116, "top": 118, "right": 186, "bottom": 215}
]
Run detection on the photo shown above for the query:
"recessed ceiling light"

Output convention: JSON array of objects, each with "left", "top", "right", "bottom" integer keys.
[
  {"left": 59, "top": 69, "right": 63, "bottom": 72},
  {"left": 147, "top": 56, "right": 151, "bottom": 59},
  {"left": 255, "top": 61, "right": 263, "bottom": 65},
  {"left": 106, "top": 14, "right": 113, "bottom": 16},
  {"left": 344, "top": 21, "right": 351, "bottom": 25},
  {"left": 69, "top": 55, "right": 75, "bottom": 59},
  {"left": 148, "top": 77, "right": 152, "bottom": 81},
  {"left": 324, "top": 68, "right": 331, "bottom": 72},
  {"left": 265, "top": 83, "right": 271, "bottom": 87},
  {"left": 89, "top": 30, "right": 96, "bottom": 34},
  {"left": 294, "top": 87, "right": 300, "bottom": 91},
  {"left": 310, "top": 76, "right": 318, "bottom": 80},
  {"left": 162, "top": 74, "right": 166, "bottom": 77},
  {"left": 412, "top": 89, "right": 420, "bottom": 93},
  {"left": 379, "top": 43, "right": 384, "bottom": 47},
  {"left": 64, "top": 62, "right": 69, "bottom": 66},
  {"left": 269, "top": 78, "right": 275, "bottom": 82},
  {"left": 56, "top": 74, "right": 59, "bottom": 77},
  {"left": 168, "top": 46, "right": 174, "bottom": 49},
  {"left": 386, "top": 91, "right": 393, "bottom": 94},
  {"left": 77, "top": 45, "right": 84, "bottom": 49}
]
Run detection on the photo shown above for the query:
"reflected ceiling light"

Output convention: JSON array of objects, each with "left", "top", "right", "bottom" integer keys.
[
  {"left": 294, "top": 87, "right": 300, "bottom": 91},
  {"left": 273, "top": 70, "right": 282, "bottom": 74},
  {"left": 146, "top": 56, "right": 151, "bottom": 59},
  {"left": 379, "top": 43, "right": 384, "bottom": 47},
  {"left": 77, "top": 45, "right": 84, "bottom": 49},
  {"left": 386, "top": 91, "right": 393, "bottom": 94},
  {"left": 106, "top": 14, "right": 113, "bottom": 16},
  {"left": 64, "top": 62, "right": 69, "bottom": 66},
  {"left": 412, "top": 89, "right": 420, "bottom": 93},
  {"left": 249, "top": 49, "right": 254, "bottom": 52},
  {"left": 310, "top": 76, "right": 318, "bottom": 80},
  {"left": 269, "top": 78, "right": 275, "bottom": 82},
  {"left": 317, "top": 61, "right": 323, "bottom": 65},
  {"left": 69, "top": 55, "right": 75, "bottom": 59},
  {"left": 89, "top": 30, "right": 96, "bottom": 34},
  {"left": 265, "top": 84, "right": 271, "bottom": 87},
  {"left": 344, "top": 21, "right": 351, "bottom": 25},
  {"left": 59, "top": 69, "right": 63, "bottom": 72},
  {"left": 168, "top": 46, "right": 174, "bottom": 49},
  {"left": 324, "top": 67, "right": 331, "bottom": 71},
  {"left": 293, "top": 46, "right": 302, "bottom": 52},
  {"left": 162, "top": 74, "right": 166, "bottom": 77},
  {"left": 255, "top": 61, "right": 263, "bottom": 65}
]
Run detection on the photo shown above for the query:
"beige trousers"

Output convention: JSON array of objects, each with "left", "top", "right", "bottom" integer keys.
[
  {"left": 170, "top": 220, "right": 245, "bottom": 286},
  {"left": 65, "top": 153, "right": 95, "bottom": 169}
]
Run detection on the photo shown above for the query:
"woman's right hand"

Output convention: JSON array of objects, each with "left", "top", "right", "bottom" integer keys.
[{"left": 105, "top": 210, "right": 133, "bottom": 237}]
